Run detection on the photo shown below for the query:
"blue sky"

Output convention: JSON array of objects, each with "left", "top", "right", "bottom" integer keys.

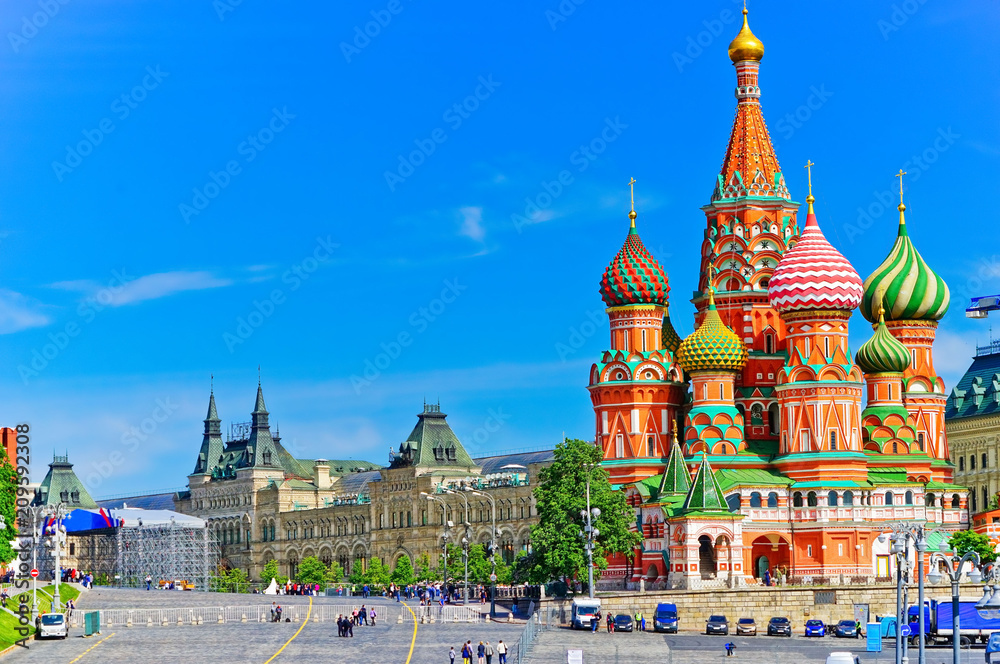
[{"left": 0, "top": 0, "right": 996, "bottom": 497}]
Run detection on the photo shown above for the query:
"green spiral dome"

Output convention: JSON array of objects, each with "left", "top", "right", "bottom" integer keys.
[
  {"left": 661, "top": 309, "right": 681, "bottom": 355},
  {"left": 855, "top": 313, "right": 911, "bottom": 374},
  {"left": 860, "top": 204, "right": 950, "bottom": 322}
]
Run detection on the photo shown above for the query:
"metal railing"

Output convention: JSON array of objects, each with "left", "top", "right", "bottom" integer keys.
[
  {"left": 510, "top": 608, "right": 558, "bottom": 664},
  {"left": 402, "top": 604, "right": 485, "bottom": 623},
  {"left": 87, "top": 603, "right": 390, "bottom": 628}
]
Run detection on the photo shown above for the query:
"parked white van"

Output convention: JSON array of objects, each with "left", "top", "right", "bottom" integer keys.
[
  {"left": 826, "top": 653, "right": 861, "bottom": 664},
  {"left": 571, "top": 598, "right": 602, "bottom": 630}
]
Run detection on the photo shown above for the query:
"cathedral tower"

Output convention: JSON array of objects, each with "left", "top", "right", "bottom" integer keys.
[{"left": 696, "top": 8, "right": 800, "bottom": 447}]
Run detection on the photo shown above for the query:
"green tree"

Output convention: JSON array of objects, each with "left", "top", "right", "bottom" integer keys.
[
  {"left": 415, "top": 552, "right": 437, "bottom": 582},
  {"left": 348, "top": 565, "right": 365, "bottom": 586},
  {"left": 296, "top": 556, "right": 327, "bottom": 587},
  {"left": 260, "top": 559, "right": 280, "bottom": 585},
  {"left": 437, "top": 543, "right": 462, "bottom": 583},
  {"left": 511, "top": 550, "right": 533, "bottom": 584},
  {"left": 391, "top": 555, "right": 416, "bottom": 585},
  {"left": 0, "top": 456, "right": 17, "bottom": 565},
  {"left": 467, "top": 544, "right": 492, "bottom": 584},
  {"left": 325, "top": 561, "right": 345, "bottom": 585},
  {"left": 527, "top": 438, "right": 642, "bottom": 586},
  {"left": 948, "top": 530, "right": 997, "bottom": 564},
  {"left": 210, "top": 566, "right": 251, "bottom": 593},
  {"left": 364, "top": 556, "right": 391, "bottom": 588}
]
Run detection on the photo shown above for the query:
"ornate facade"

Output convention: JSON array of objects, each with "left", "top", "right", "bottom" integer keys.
[
  {"left": 595, "top": 9, "right": 967, "bottom": 590},
  {"left": 175, "top": 391, "right": 549, "bottom": 580}
]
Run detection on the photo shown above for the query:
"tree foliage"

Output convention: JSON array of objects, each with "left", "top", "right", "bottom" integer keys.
[
  {"left": 391, "top": 554, "right": 415, "bottom": 585},
  {"left": 415, "top": 552, "right": 436, "bottom": 583},
  {"left": 437, "top": 543, "right": 462, "bottom": 583},
  {"left": 325, "top": 561, "right": 345, "bottom": 585},
  {"left": 260, "top": 559, "right": 286, "bottom": 586},
  {"left": 210, "top": 566, "right": 251, "bottom": 593},
  {"left": 0, "top": 456, "right": 17, "bottom": 565},
  {"left": 364, "top": 556, "right": 391, "bottom": 588},
  {"left": 948, "top": 530, "right": 997, "bottom": 564},
  {"left": 526, "top": 438, "right": 642, "bottom": 585},
  {"left": 296, "top": 556, "right": 327, "bottom": 586}
]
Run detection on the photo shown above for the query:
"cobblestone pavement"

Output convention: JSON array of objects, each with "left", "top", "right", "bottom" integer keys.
[{"left": 4, "top": 588, "right": 525, "bottom": 664}]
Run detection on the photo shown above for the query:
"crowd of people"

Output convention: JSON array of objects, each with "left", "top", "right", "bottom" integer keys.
[
  {"left": 334, "top": 605, "right": 377, "bottom": 636},
  {"left": 449, "top": 640, "right": 508, "bottom": 664}
]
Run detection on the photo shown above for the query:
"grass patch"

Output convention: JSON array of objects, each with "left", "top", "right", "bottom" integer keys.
[{"left": 0, "top": 584, "right": 82, "bottom": 647}]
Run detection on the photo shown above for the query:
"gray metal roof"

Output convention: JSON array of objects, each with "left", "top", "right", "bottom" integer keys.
[
  {"left": 473, "top": 450, "right": 555, "bottom": 474},
  {"left": 97, "top": 492, "right": 176, "bottom": 511}
]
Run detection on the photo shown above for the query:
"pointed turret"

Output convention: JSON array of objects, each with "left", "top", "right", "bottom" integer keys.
[
  {"left": 658, "top": 431, "right": 691, "bottom": 496},
  {"left": 192, "top": 384, "right": 225, "bottom": 476},
  {"left": 682, "top": 453, "right": 729, "bottom": 513},
  {"left": 247, "top": 381, "right": 278, "bottom": 467}
]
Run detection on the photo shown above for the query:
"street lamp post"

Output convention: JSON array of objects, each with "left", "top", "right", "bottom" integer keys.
[
  {"left": 47, "top": 503, "right": 66, "bottom": 613},
  {"left": 28, "top": 505, "right": 45, "bottom": 622},
  {"left": 927, "top": 548, "right": 982, "bottom": 664},
  {"left": 580, "top": 463, "right": 600, "bottom": 599},
  {"left": 421, "top": 493, "right": 450, "bottom": 600},
  {"left": 880, "top": 522, "right": 940, "bottom": 664},
  {"left": 443, "top": 489, "right": 471, "bottom": 604},
  {"left": 471, "top": 490, "right": 498, "bottom": 618}
]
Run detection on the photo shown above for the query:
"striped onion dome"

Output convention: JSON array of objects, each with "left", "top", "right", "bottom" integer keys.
[
  {"left": 600, "top": 211, "right": 669, "bottom": 307},
  {"left": 661, "top": 308, "right": 681, "bottom": 355},
  {"left": 855, "top": 308, "right": 911, "bottom": 374},
  {"left": 859, "top": 203, "right": 950, "bottom": 323},
  {"left": 676, "top": 290, "right": 748, "bottom": 372},
  {"left": 767, "top": 195, "right": 863, "bottom": 313}
]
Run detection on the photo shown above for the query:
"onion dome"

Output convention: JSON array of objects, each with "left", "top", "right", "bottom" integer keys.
[
  {"left": 768, "top": 190, "right": 863, "bottom": 313},
  {"left": 600, "top": 209, "right": 669, "bottom": 307},
  {"left": 728, "top": 8, "right": 765, "bottom": 63},
  {"left": 661, "top": 308, "right": 681, "bottom": 355},
  {"left": 677, "top": 288, "right": 748, "bottom": 373},
  {"left": 856, "top": 306, "right": 911, "bottom": 374},
  {"left": 859, "top": 202, "right": 950, "bottom": 323}
]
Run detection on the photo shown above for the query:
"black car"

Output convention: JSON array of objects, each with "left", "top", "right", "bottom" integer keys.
[
  {"left": 706, "top": 615, "right": 729, "bottom": 635},
  {"left": 614, "top": 614, "right": 633, "bottom": 632},
  {"left": 833, "top": 620, "right": 858, "bottom": 638},
  {"left": 767, "top": 616, "right": 792, "bottom": 636}
]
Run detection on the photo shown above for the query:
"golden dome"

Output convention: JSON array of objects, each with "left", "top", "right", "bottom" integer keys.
[{"left": 728, "top": 9, "right": 764, "bottom": 63}]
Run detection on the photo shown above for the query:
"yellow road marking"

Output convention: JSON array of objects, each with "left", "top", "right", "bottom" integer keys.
[
  {"left": 263, "top": 597, "right": 312, "bottom": 664},
  {"left": 68, "top": 631, "right": 115, "bottom": 664},
  {"left": 403, "top": 603, "right": 418, "bottom": 664}
]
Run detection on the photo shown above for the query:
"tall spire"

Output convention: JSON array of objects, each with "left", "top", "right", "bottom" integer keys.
[
  {"left": 628, "top": 177, "right": 637, "bottom": 230},
  {"left": 193, "top": 383, "right": 224, "bottom": 476},
  {"left": 658, "top": 429, "right": 691, "bottom": 496},
  {"left": 804, "top": 159, "right": 815, "bottom": 216},
  {"left": 681, "top": 452, "right": 729, "bottom": 513},
  {"left": 252, "top": 382, "right": 269, "bottom": 429}
]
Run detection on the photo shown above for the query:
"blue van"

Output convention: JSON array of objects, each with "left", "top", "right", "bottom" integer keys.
[{"left": 654, "top": 602, "right": 679, "bottom": 633}]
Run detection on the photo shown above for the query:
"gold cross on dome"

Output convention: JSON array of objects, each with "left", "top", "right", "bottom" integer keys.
[
  {"left": 804, "top": 160, "right": 815, "bottom": 197},
  {"left": 628, "top": 177, "right": 636, "bottom": 213},
  {"left": 895, "top": 169, "right": 906, "bottom": 204}
]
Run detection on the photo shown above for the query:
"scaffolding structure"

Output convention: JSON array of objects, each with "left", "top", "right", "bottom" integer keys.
[{"left": 62, "top": 513, "right": 219, "bottom": 591}]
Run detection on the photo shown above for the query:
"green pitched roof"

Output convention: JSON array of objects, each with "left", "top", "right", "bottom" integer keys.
[
  {"left": 947, "top": 350, "right": 1000, "bottom": 421},
  {"left": 192, "top": 391, "right": 224, "bottom": 476},
  {"left": 33, "top": 455, "right": 98, "bottom": 509},
  {"left": 658, "top": 436, "right": 691, "bottom": 496},
  {"left": 682, "top": 453, "right": 729, "bottom": 513},
  {"left": 716, "top": 467, "right": 793, "bottom": 492},
  {"left": 389, "top": 403, "right": 478, "bottom": 471}
]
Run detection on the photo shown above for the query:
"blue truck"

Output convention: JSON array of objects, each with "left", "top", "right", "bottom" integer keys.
[{"left": 906, "top": 599, "right": 1000, "bottom": 646}]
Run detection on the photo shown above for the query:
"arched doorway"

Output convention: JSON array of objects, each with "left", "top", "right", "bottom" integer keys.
[
  {"left": 756, "top": 555, "right": 770, "bottom": 579},
  {"left": 750, "top": 534, "right": 790, "bottom": 579},
  {"left": 698, "top": 535, "right": 716, "bottom": 579}
]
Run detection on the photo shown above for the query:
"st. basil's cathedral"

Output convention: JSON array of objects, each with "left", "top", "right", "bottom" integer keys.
[{"left": 590, "top": 9, "right": 965, "bottom": 589}]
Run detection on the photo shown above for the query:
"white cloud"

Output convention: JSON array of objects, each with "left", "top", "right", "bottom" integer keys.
[
  {"left": 0, "top": 289, "right": 50, "bottom": 333},
  {"left": 458, "top": 206, "right": 485, "bottom": 242},
  {"left": 52, "top": 270, "right": 232, "bottom": 307}
]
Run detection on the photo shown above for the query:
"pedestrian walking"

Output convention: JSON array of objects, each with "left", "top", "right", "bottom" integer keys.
[
  {"left": 855, "top": 619, "right": 861, "bottom": 639},
  {"left": 449, "top": 646, "right": 456, "bottom": 663},
  {"left": 361, "top": 604, "right": 368, "bottom": 625},
  {"left": 370, "top": 607, "right": 377, "bottom": 626},
  {"left": 485, "top": 641, "right": 494, "bottom": 664},
  {"left": 606, "top": 611, "right": 614, "bottom": 633},
  {"left": 270, "top": 602, "right": 276, "bottom": 622},
  {"left": 477, "top": 641, "right": 486, "bottom": 664},
  {"left": 461, "top": 641, "right": 471, "bottom": 664},
  {"left": 145, "top": 574, "right": 152, "bottom": 591},
  {"left": 763, "top": 567, "right": 771, "bottom": 587},
  {"left": 496, "top": 640, "right": 507, "bottom": 664}
]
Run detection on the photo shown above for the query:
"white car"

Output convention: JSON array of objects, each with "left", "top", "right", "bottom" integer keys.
[
  {"left": 826, "top": 653, "right": 861, "bottom": 664},
  {"left": 36, "top": 613, "right": 67, "bottom": 639}
]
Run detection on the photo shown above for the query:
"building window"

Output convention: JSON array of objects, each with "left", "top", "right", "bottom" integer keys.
[
  {"left": 892, "top": 442, "right": 898, "bottom": 454},
  {"left": 829, "top": 430, "right": 837, "bottom": 451},
  {"left": 750, "top": 492, "right": 762, "bottom": 508},
  {"left": 885, "top": 492, "right": 894, "bottom": 506},
  {"left": 971, "top": 455, "right": 977, "bottom": 470},
  {"left": 765, "top": 333, "right": 774, "bottom": 354},
  {"left": 767, "top": 492, "right": 778, "bottom": 508},
  {"left": 984, "top": 453, "right": 989, "bottom": 469},
  {"left": 960, "top": 457, "right": 965, "bottom": 471},
  {"left": 800, "top": 430, "right": 811, "bottom": 451},
  {"left": 952, "top": 494, "right": 961, "bottom": 509},
  {"left": 641, "top": 329, "right": 647, "bottom": 352},
  {"left": 828, "top": 491, "right": 838, "bottom": 507},
  {"left": 972, "top": 490, "right": 978, "bottom": 512},
  {"left": 925, "top": 493, "right": 936, "bottom": 507},
  {"left": 905, "top": 491, "right": 913, "bottom": 505},
  {"left": 807, "top": 545, "right": 813, "bottom": 557},
  {"left": 719, "top": 382, "right": 724, "bottom": 400},
  {"left": 407, "top": 512, "right": 412, "bottom": 527},
  {"left": 615, "top": 434, "right": 624, "bottom": 458},
  {"left": 807, "top": 491, "right": 818, "bottom": 507},
  {"left": 824, "top": 337, "right": 830, "bottom": 358},
  {"left": 768, "top": 404, "right": 779, "bottom": 436},
  {"left": 793, "top": 492, "right": 803, "bottom": 507},
  {"left": 843, "top": 491, "right": 854, "bottom": 506},
  {"left": 623, "top": 332, "right": 628, "bottom": 352},
  {"left": 917, "top": 433, "right": 925, "bottom": 452}
]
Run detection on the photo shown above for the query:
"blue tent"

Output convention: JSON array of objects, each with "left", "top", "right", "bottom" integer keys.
[{"left": 61, "top": 508, "right": 118, "bottom": 533}]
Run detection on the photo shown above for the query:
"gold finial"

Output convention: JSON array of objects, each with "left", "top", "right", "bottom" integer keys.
[
  {"left": 804, "top": 160, "right": 815, "bottom": 213},
  {"left": 672, "top": 427, "right": 679, "bottom": 445},
  {"left": 895, "top": 169, "right": 907, "bottom": 217},
  {"left": 706, "top": 264, "right": 717, "bottom": 307},
  {"left": 728, "top": 2, "right": 764, "bottom": 63},
  {"left": 628, "top": 177, "right": 637, "bottom": 226}
]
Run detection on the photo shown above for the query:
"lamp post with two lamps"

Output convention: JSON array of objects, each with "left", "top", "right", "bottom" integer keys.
[
  {"left": 927, "top": 547, "right": 982, "bottom": 664},
  {"left": 878, "top": 522, "right": 940, "bottom": 664},
  {"left": 470, "top": 490, "right": 498, "bottom": 618},
  {"left": 420, "top": 492, "right": 450, "bottom": 600},
  {"left": 442, "top": 489, "right": 471, "bottom": 604},
  {"left": 580, "top": 463, "right": 600, "bottom": 599}
]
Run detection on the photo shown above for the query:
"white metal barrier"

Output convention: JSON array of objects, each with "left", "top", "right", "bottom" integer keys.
[
  {"left": 93, "top": 603, "right": 401, "bottom": 627},
  {"left": 402, "top": 604, "right": 486, "bottom": 623}
]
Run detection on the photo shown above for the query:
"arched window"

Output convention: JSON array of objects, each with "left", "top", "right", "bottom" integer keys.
[
  {"left": 925, "top": 493, "right": 935, "bottom": 507},
  {"left": 904, "top": 491, "right": 913, "bottom": 505},
  {"left": 971, "top": 455, "right": 977, "bottom": 470},
  {"left": 885, "top": 491, "right": 894, "bottom": 506},
  {"left": 984, "top": 453, "right": 989, "bottom": 469},
  {"left": 765, "top": 333, "right": 774, "bottom": 355},
  {"left": 807, "top": 491, "right": 818, "bottom": 507},
  {"left": 951, "top": 494, "right": 960, "bottom": 509},
  {"left": 726, "top": 494, "right": 741, "bottom": 512},
  {"left": 792, "top": 492, "right": 803, "bottom": 507},
  {"left": 827, "top": 491, "right": 838, "bottom": 507},
  {"left": 750, "top": 492, "right": 762, "bottom": 508},
  {"left": 960, "top": 457, "right": 965, "bottom": 471},
  {"left": 983, "top": 486, "right": 990, "bottom": 511},
  {"left": 843, "top": 491, "right": 854, "bottom": 506},
  {"left": 768, "top": 403, "right": 779, "bottom": 436},
  {"left": 972, "top": 490, "right": 978, "bottom": 512},
  {"left": 767, "top": 492, "right": 778, "bottom": 508}
]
